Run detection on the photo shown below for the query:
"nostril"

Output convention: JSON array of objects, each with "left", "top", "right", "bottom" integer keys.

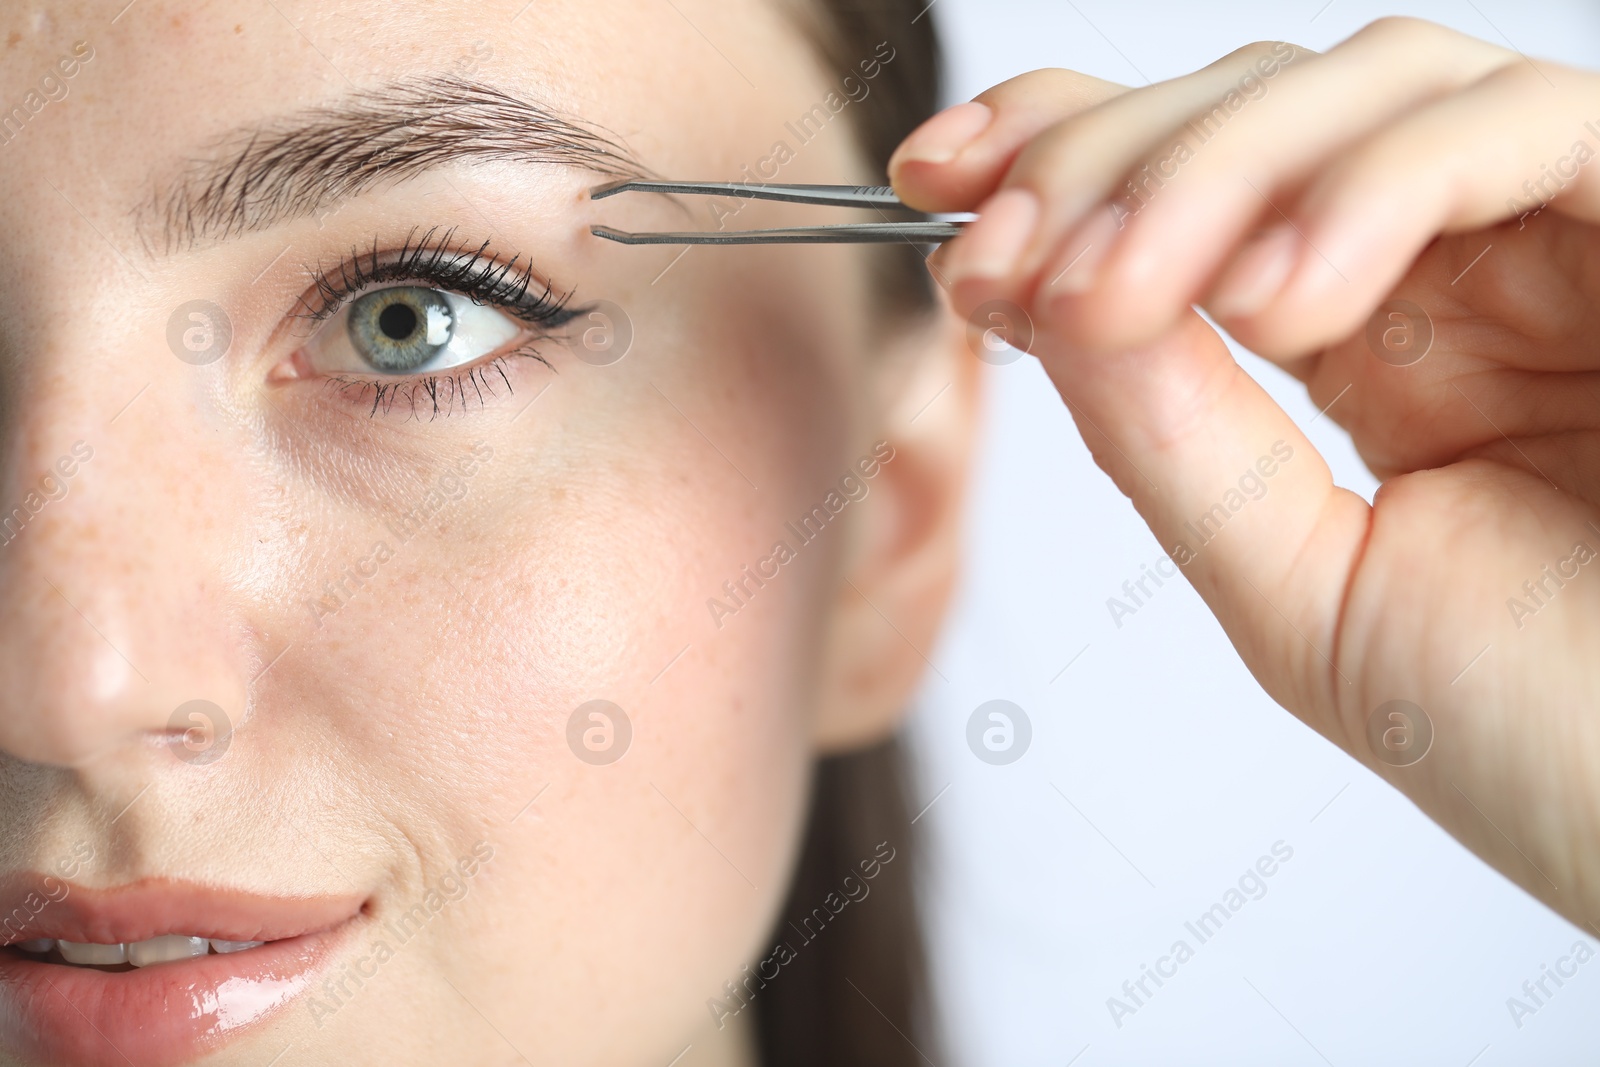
[
  {"left": 0, "top": 492, "right": 252, "bottom": 770},
  {"left": 162, "top": 700, "right": 235, "bottom": 767},
  {"left": 0, "top": 565, "right": 249, "bottom": 767},
  {"left": 0, "top": 717, "right": 124, "bottom": 770}
]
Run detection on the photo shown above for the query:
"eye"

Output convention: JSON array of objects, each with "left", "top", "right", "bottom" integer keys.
[{"left": 300, "top": 285, "right": 524, "bottom": 376}]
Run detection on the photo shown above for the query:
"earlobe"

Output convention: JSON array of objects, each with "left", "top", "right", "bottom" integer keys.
[{"left": 811, "top": 301, "right": 981, "bottom": 753}]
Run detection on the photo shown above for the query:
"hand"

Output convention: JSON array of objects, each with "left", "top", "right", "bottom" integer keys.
[{"left": 890, "top": 17, "right": 1600, "bottom": 930}]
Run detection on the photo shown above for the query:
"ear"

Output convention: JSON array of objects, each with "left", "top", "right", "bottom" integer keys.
[{"left": 812, "top": 296, "right": 981, "bottom": 754}]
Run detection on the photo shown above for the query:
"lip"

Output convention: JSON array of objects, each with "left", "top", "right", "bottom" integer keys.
[{"left": 0, "top": 878, "right": 365, "bottom": 1067}]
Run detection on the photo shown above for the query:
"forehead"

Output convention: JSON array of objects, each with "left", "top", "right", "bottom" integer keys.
[{"left": 0, "top": 0, "right": 852, "bottom": 226}]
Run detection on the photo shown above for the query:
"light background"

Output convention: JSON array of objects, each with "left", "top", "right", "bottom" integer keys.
[{"left": 906, "top": 2, "right": 1600, "bottom": 1064}]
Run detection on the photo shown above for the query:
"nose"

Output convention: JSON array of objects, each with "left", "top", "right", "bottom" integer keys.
[{"left": 0, "top": 375, "right": 252, "bottom": 767}]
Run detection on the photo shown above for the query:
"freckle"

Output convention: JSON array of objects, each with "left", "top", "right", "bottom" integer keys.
[
  {"left": 235, "top": 24, "right": 244, "bottom": 34},
  {"left": 6, "top": 32, "right": 20, "bottom": 48}
]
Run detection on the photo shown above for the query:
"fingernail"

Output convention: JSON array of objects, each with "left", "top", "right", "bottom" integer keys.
[
  {"left": 1209, "top": 225, "right": 1301, "bottom": 319},
  {"left": 945, "top": 188, "right": 1040, "bottom": 287},
  {"left": 891, "top": 101, "right": 994, "bottom": 168},
  {"left": 1047, "top": 203, "right": 1125, "bottom": 294}
]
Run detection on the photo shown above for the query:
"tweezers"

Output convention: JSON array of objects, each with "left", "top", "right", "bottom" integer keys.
[{"left": 589, "top": 179, "right": 969, "bottom": 245}]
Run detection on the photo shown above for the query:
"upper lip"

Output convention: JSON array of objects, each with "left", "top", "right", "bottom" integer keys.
[{"left": 0, "top": 874, "right": 365, "bottom": 945}]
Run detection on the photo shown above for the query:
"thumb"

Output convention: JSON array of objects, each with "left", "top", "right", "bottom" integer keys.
[{"left": 1035, "top": 307, "right": 1371, "bottom": 744}]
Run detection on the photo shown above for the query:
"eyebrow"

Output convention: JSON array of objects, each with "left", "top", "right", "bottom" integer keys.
[{"left": 143, "top": 76, "right": 647, "bottom": 253}]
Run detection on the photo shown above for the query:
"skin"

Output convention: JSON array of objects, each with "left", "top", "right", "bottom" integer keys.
[
  {"left": 892, "top": 19, "right": 1600, "bottom": 930},
  {"left": 12, "top": 6, "right": 1593, "bottom": 1063},
  {"left": 0, "top": 2, "right": 976, "bottom": 1065}
]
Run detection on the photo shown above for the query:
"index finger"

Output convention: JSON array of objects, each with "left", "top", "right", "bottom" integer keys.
[{"left": 889, "top": 69, "right": 1126, "bottom": 213}]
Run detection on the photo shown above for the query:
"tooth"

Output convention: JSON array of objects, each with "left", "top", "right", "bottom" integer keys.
[
  {"left": 209, "top": 939, "right": 265, "bottom": 954},
  {"left": 128, "top": 935, "right": 209, "bottom": 967},
  {"left": 16, "top": 939, "right": 54, "bottom": 953},
  {"left": 58, "top": 941, "right": 127, "bottom": 965}
]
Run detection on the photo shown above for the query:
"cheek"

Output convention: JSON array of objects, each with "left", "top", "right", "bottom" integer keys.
[{"left": 262, "top": 349, "right": 845, "bottom": 1058}]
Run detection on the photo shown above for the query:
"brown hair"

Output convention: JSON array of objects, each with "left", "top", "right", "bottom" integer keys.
[
  {"left": 783, "top": 0, "right": 942, "bottom": 320},
  {"left": 755, "top": 741, "right": 938, "bottom": 1066},
  {"left": 755, "top": 3, "right": 943, "bottom": 1065}
]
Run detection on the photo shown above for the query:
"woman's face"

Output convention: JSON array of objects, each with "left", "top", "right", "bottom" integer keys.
[{"left": 0, "top": 2, "right": 972, "bottom": 1065}]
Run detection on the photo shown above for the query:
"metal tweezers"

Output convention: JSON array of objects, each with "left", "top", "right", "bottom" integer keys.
[{"left": 589, "top": 179, "right": 969, "bottom": 245}]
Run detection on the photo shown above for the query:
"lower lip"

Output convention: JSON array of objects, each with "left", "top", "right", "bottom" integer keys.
[{"left": 0, "top": 924, "right": 350, "bottom": 1067}]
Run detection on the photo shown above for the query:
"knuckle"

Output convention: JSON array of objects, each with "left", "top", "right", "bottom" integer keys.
[
  {"left": 981, "top": 67, "right": 1083, "bottom": 101},
  {"left": 979, "top": 67, "right": 1127, "bottom": 115},
  {"left": 1345, "top": 15, "right": 1515, "bottom": 67},
  {"left": 1016, "top": 66, "right": 1078, "bottom": 84},
  {"left": 1220, "top": 39, "right": 1310, "bottom": 68},
  {"left": 1230, "top": 40, "right": 1285, "bottom": 62},
  {"left": 1352, "top": 15, "right": 1445, "bottom": 46},
  {"left": 1211, "top": 39, "right": 1312, "bottom": 83}
]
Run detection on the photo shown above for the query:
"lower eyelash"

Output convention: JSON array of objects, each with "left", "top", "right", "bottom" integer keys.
[{"left": 323, "top": 351, "right": 551, "bottom": 419}]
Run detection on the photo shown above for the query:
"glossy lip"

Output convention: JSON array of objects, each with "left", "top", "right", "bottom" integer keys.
[
  {"left": 0, "top": 876, "right": 364, "bottom": 944},
  {"left": 0, "top": 878, "right": 365, "bottom": 1067}
]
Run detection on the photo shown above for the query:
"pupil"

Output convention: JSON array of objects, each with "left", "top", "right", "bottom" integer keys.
[{"left": 378, "top": 302, "right": 418, "bottom": 341}]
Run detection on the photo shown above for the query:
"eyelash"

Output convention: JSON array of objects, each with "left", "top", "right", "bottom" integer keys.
[
  {"left": 296, "top": 227, "right": 579, "bottom": 419},
  {"left": 330, "top": 360, "right": 524, "bottom": 420}
]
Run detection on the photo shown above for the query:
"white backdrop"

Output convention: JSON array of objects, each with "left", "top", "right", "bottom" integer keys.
[{"left": 908, "top": 2, "right": 1600, "bottom": 1064}]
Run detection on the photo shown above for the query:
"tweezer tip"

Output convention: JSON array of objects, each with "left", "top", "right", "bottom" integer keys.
[
  {"left": 588, "top": 180, "right": 639, "bottom": 201},
  {"left": 590, "top": 225, "right": 641, "bottom": 243}
]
